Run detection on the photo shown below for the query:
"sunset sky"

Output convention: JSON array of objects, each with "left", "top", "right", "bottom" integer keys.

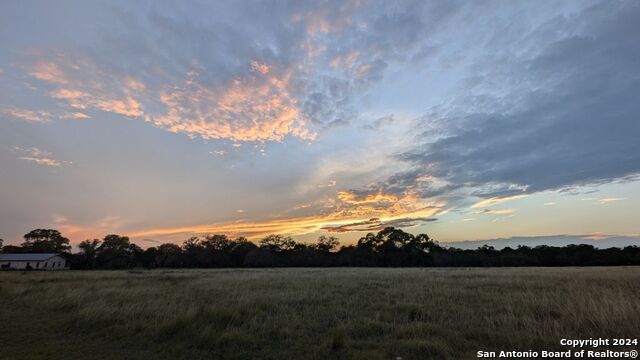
[{"left": 1, "top": 0, "right": 639, "bottom": 248}]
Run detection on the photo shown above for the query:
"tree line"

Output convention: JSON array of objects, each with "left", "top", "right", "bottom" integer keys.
[{"left": 1, "top": 228, "right": 639, "bottom": 269}]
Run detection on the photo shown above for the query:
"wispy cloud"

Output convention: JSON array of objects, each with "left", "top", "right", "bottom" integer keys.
[
  {"left": 1, "top": 105, "right": 52, "bottom": 123},
  {"left": 473, "top": 208, "right": 516, "bottom": 215},
  {"left": 596, "top": 197, "right": 625, "bottom": 204},
  {"left": 14, "top": 147, "right": 71, "bottom": 167},
  {"left": 580, "top": 197, "right": 625, "bottom": 205},
  {"left": 318, "top": 180, "right": 337, "bottom": 188},
  {"left": 60, "top": 111, "right": 90, "bottom": 120},
  {"left": 471, "top": 195, "right": 528, "bottom": 209},
  {"left": 52, "top": 215, "right": 122, "bottom": 243},
  {"left": 322, "top": 216, "right": 437, "bottom": 233},
  {"left": 491, "top": 215, "right": 515, "bottom": 223}
]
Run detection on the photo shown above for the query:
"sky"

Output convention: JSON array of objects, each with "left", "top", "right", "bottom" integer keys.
[{"left": 1, "top": 0, "right": 639, "bottom": 248}]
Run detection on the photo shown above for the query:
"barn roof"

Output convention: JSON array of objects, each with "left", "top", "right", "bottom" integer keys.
[{"left": 0, "top": 253, "right": 61, "bottom": 261}]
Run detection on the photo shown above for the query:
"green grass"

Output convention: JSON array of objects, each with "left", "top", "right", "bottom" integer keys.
[{"left": 1, "top": 268, "right": 639, "bottom": 359}]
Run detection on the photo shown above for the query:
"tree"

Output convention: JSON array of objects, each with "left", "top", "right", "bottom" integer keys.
[
  {"left": 201, "top": 234, "right": 234, "bottom": 252},
  {"left": 79, "top": 239, "right": 101, "bottom": 255},
  {"left": 156, "top": 243, "right": 183, "bottom": 267},
  {"left": 316, "top": 235, "right": 340, "bottom": 252},
  {"left": 21, "top": 229, "right": 71, "bottom": 253},
  {"left": 0, "top": 238, "right": 3, "bottom": 251},
  {"left": 357, "top": 232, "right": 384, "bottom": 250},
  {"left": 77, "top": 239, "right": 101, "bottom": 268},
  {"left": 411, "top": 233, "right": 441, "bottom": 253},
  {"left": 259, "top": 234, "right": 297, "bottom": 252},
  {"left": 96, "top": 234, "right": 139, "bottom": 269}
]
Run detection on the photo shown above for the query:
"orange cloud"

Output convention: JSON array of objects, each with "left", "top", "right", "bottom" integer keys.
[
  {"left": 152, "top": 68, "right": 315, "bottom": 142},
  {"left": 29, "top": 61, "right": 69, "bottom": 84},
  {"left": 250, "top": 60, "right": 270, "bottom": 75},
  {"left": 291, "top": 4, "right": 355, "bottom": 36},
  {"left": 597, "top": 197, "right": 624, "bottom": 204},
  {"left": 28, "top": 57, "right": 146, "bottom": 119},
  {"left": 1, "top": 106, "right": 52, "bottom": 123},
  {"left": 128, "top": 189, "right": 444, "bottom": 241},
  {"left": 52, "top": 215, "right": 123, "bottom": 244},
  {"left": 337, "top": 190, "right": 399, "bottom": 205},
  {"left": 330, "top": 50, "right": 360, "bottom": 69},
  {"left": 25, "top": 53, "right": 315, "bottom": 143},
  {"left": 14, "top": 147, "right": 71, "bottom": 167},
  {"left": 94, "top": 97, "right": 143, "bottom": 117},
  {"left": 61, "top": 112, "right": 90, "bottom": 120}
]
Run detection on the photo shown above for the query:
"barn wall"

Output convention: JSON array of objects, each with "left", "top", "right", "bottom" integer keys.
[{"left": 0, "top": 256, "right": 69, "bottom": 270}]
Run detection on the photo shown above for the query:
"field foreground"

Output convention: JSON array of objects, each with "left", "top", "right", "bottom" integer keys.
[{"left": 1, "top": 267, "right": 639, "bottom": 359}]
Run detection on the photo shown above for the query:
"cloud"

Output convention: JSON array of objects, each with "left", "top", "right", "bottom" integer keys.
[
  {"left": 51, "top": 215, "right": 123, "bottom": 243},
  {"left": 60, "top": 112, "right": 90, "bottom": 120},
  {"left": 29, "top": 61, "right": 69, "bottom": 84},
  {"left": 127, "top": 187, "right": 444, "bottom": 240},
  {"left": 491, "top": 214, "right": 515, "bottom": 223},
  {"left": 393, "top": 1, "right": 640, "bottom": 205},
  {"left": 7, "top": 1, "right": 469, "bottom": 143},
  {"left": 473, "top": 209, "right": 516, "bottom": 216},
  {"left": 322, "top": 216, "right": 437, "bottom": 233},
  {"left": 250, "top": 61, "right": 270, "bottom": 75},
  {"left": 544, "top": 202, "right": 557, "bottom": 206},
  {"left": 25, "top": 53, "right": 316, "bottom": 142},
  {"left": 580, "top": 197, "right": 626, "bottom": 205},
  {"left": 14, "top": 147, "right": 71, "bottom": 167},
  {"left": 471, "top": 195, "right": 528, "bottom": 209},
  {"left": 363, "top": 114, "right": 395, "bottom": 130},
  {"left": 26, "top": 56, "right": 146, "bottom": 118},
  {"left": 1, "top": 106, "right": 52, "bottom": 123},
  {"left": 318, "top": 180, "right": 337, "bottom": 188},
  {"left": 596, "top": 198, "right": 625, "bottom": 205},
  {"left": 152, "top": 67, "right": 316, "bottom": 142},
  {"left": 330, "top": 188, "right": 444, "bottom": 220}
]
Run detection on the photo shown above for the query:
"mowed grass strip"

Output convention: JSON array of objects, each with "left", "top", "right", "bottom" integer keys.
[{"left": 1, "top": 267, "right": 639, "bottom": 360}]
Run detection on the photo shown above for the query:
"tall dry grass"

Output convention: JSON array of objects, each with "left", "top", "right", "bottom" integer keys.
[{"left": 1, "top": 267, "right": 639, "bottom": 359}]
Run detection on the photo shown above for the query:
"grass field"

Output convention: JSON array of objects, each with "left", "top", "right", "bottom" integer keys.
[{"left": 1, "top": 268, "right": 639, "bottom": 359}]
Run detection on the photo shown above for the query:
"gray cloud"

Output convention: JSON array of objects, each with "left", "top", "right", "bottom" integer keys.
[
  {"left": 363, "top": 114, "right": 395, "bottom": 130},
  {"left": 395, "top": 1, "right": 640, "bottom": 199},
  {"left": 322, "top": 216, "right": 437, "bottom": 233}
]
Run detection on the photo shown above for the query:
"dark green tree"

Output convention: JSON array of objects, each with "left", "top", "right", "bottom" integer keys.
[
  {"left": 96, "top": 234, "right": 140, "bottom": 269},
  {"left": 77, "top": 239, "right": 101, "bottom": 268},
  {"left": 316, "top": 235, "right": 340, "bottom": 252},
  {"left": 259, "top": 234, "right": 297, "bottom": 252},
  {"left": 156, "top": 243, "right": 183, "bottom": 267},
  {"left": 21, "top": 229, "right": 71, "bottom": 253},
  {"left": 202, "top": 234, "right": 235, "bottom": 252}
]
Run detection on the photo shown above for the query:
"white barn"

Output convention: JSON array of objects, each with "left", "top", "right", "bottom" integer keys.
[{"left": 0, "top": 253, "right": 69, "bottom": 270}]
